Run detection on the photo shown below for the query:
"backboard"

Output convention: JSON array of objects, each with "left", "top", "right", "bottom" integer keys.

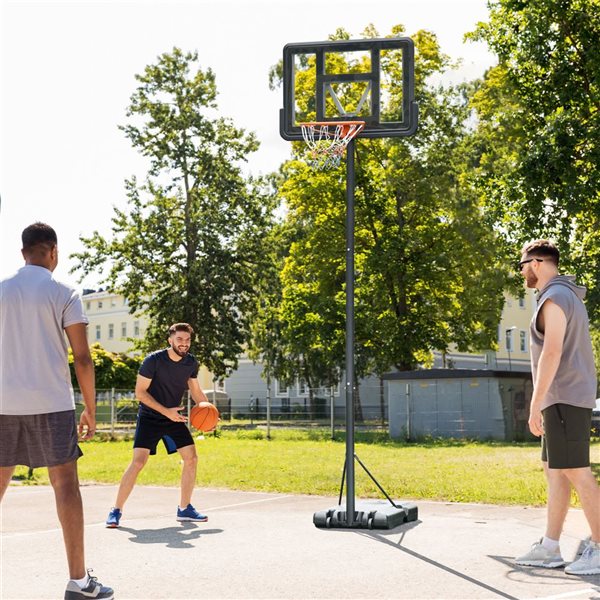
[{"left": 279, "top": 37, "right": 418, "bottom": 141}]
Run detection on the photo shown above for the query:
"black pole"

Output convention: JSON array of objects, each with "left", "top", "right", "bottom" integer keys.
[{"left": 345, "top": 138, "right": 356, "bottom": 526}]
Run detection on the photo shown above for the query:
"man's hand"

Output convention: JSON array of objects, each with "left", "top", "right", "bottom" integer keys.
[
  {"left": 528, "top": 404, "right": 544, "bottom": 437},
  {"left": 78, "top": 408, "right": 97, "bottom": 441},
  {"left": 165, "top": 406, "right": 187, "bottom": 422}
]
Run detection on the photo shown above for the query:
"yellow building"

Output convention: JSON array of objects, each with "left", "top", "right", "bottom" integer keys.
[
  {"left": 82, "top": 289, "right": 215, "bottom": 389},
  {"left": 82, "top": 290, "right": 146, "bottom": 354},
  {"left": 496, "top": 288, "right": 537, "bottom": 370},
  {"left": 439, "top": 288, "right": 536, "bottom": 371}
]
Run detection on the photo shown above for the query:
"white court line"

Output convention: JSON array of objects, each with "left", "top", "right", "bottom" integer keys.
[
  {"left": 523, "top": 587, "right": 600, "bottom": 600},
  {"left": 204, "top": 494, "right": 293, "bottom": 511},
  {"left": 1, "top": 493, "right": 294, "bottom": 538}
]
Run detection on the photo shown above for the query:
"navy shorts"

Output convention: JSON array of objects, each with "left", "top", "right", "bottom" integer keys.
[
  {"left": 0, "top": 410, "right": 82, "bottom": 468},
  {"left": 541, "top": 403, "right": 592, "bottom": 469},
  {"left": 133, "top": 413, "right": 194, "bottom": 455}
]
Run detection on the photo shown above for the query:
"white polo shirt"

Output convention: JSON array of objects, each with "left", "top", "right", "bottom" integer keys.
[{"left": 0, "top": 265, "right": 89, "bottom": 415}]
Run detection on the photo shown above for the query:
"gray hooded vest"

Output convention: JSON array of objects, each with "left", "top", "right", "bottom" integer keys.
[{"left": 530, "top": 275, "right": 597, "bottom": 410}]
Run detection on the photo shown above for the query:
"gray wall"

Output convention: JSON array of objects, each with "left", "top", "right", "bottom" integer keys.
[{"left": 388, "top": 373, "right": 533, "bottom": 441}]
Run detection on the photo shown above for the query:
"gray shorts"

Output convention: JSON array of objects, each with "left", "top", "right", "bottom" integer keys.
[
  {"left": 0, "top": 410, "right": 83, "bottom": 468},
  {"left": 541, "top": 403, "right": 592, "bottom": 469}
]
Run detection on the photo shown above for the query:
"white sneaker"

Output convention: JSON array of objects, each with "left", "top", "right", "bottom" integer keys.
[
  {"left": 515, "top": 539, "right": 565, "bottom": 568},
  {"left": 565, "top": 541, "right": 600, "bottom": 575}
]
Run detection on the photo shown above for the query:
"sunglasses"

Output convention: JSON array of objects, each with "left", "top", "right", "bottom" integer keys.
[{"left": 517, "top": 258, "right": 544, "bottom": 271}]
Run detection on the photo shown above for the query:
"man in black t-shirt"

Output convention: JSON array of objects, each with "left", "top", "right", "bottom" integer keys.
[{"left": 105, "top": 323, "right": 211, "bottom": 528}]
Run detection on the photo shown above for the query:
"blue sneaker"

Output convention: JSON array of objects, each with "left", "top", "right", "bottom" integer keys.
[
  {"left": 176, "top": 504, "right": 208, "bottom": 522},
  {"left": 105, "top": 507, "right": 121, "bottom": 528}
]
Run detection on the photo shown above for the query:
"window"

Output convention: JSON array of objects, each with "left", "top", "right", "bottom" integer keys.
[
  {"left": 85, "top": 301, "right": 91, "bottom": 310},
  {"left": 275, "top": 379, "right": 289, "bottom": 397},
  {"left": 520, "top": 330, "right": 527, "bottom": 353},
  {"left": 95, "top": 325, "right": 101, "bottom": 340},
  {"left": 134, "top": 321, "right": 140, "bottom": 337},
  {"left": 121, "top": 322, "right": 127, "bottom": 337},
  {"left": 519, "top": 297, "right": 525, "bottom": 308},
  {"left": 298, "top": 379, "right": 309, "bottom": 397},
  {"left": 123, "top": 298, "right": 129, "bottom": 306},
  {"left": 98, "top": 301, "right": 103, "bottom": 309},
  {"left": 108, "top": 324, "right": 114, "bottom": 339},
  {"left": 111, "top": 298, "right": 117, "bottom": 307},
  {"left": 505, "top": 329, "right": 514, "bottom": 352}
]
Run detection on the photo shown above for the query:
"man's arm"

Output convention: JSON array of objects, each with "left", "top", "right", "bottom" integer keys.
[
  {"left": 188, "top": 377, "right": 209, "bottom": 405},
  {"left": 135, "top": 374, "right": 187, "bottom": 422},
  {"left": 65, "top": 323, "right": 96, "bottom": 440},
  {"left": 528, "top": 299, "right": 566, "bottom": 436}
]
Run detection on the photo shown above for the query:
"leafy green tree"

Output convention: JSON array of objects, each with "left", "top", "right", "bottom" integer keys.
[
  {"left": 69, "top": 344, "right": 142, "bottom": 390},
  {"left": 264, "top": 26, "right": 508, "bottom": 419},
  {"left": 71, "top": 48, "right": 277, "bottom": 376},
  {"left": 468, "top": 0, "right": 600, "bottom": 318}
]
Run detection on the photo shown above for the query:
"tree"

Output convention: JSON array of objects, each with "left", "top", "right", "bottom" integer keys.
[
  {"left": 263, "top": 26, "right": 508, "bottom": 419},
  {"left": 68, "top": 344, "right": 142, "bottom": 390},
  {"left": 71, "top": 48, "right": 277, "bottom": 377},
  {"left": 468, "top": 0, "right": 600, "bottom": 319}
]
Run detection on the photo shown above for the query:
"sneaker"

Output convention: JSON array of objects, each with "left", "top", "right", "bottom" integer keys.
[
  {"left": 105, "top": 507, "right": 121, "bottom": 528},
  {"left": 64, "top": 570, "right": 114, "bottom": 599},
  {"left": 515, "top": 539, "right": 565, "bottom": 568},
  {"left": 176, "top": 504, "right": 208, "bottom": 522},
  {"left": 565, "top": 541, "right": 600, "bottom": 575}
]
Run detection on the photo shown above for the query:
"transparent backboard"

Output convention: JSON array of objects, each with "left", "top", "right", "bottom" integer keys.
[{"left": 280, "top": 37, "right": 418, "bottom": 141}]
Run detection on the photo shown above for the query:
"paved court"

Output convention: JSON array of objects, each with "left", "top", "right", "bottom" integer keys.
[{"left": 1, "top": 484, "right": 599, "bottom": 599}]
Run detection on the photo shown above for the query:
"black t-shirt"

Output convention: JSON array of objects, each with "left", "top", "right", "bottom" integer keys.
[{"left": 138, "top": 349, "right": 199, "bottom": 419}]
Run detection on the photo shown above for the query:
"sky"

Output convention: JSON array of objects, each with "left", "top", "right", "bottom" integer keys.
[{"left": 0, "top": 0, "right": 496, "bottom": 289}]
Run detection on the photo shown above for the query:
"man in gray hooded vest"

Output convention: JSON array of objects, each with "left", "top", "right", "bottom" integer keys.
[{"left": 515, "top": 239, "right": 599, "bottom": 575}]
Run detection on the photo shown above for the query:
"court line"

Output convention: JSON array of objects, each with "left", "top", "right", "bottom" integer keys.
[
  {"left": 204, "top": 494, "right": 294, "bottom": 511},
  {"left": 1, "top": 494, "right": 294, "bottom": 538}
]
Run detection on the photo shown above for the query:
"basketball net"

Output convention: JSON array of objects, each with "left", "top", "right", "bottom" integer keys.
[{"left": 300, "top": 121, "right": 365, "bottom": 170}]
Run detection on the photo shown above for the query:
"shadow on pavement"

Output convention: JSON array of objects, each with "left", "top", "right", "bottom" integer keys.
[
  {"left": 116, "top": 522, "right": 223, "bottom": 549},
  {"left": 351, "top": 524, "right": 520, "bottom": 600}
]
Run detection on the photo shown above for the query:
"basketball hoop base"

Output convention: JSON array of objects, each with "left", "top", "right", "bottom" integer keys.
[{"left": 313, "top": 500, "right": 418, "bottom": 530}]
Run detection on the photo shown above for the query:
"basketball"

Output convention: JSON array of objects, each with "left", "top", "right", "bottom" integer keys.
[{"left": 190, "top": 402, "right": 219, "bottom": 432}]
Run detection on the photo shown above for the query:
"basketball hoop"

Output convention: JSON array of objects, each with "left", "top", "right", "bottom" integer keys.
[{"left": 300, "top": 121, "right": 365, "bottom": 169}]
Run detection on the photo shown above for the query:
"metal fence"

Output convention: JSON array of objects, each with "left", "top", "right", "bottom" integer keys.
[{"left": 76, "top": 385, "right": 389, "bottom": 436}]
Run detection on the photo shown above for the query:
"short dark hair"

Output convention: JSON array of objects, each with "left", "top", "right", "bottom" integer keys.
[
  {"left": 168, "top": 323, "right": 194, "bottom": 337},
  {"left": 22, "top": 222, "right": 57, "bottom": 251},
  {"left": 521, "top": 239, "right": 560, "bottom": 266}
]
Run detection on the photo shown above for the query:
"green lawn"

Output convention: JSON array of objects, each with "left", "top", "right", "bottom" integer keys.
[{"left": 12, "top": 429, "right": 600, "bottom": 507}]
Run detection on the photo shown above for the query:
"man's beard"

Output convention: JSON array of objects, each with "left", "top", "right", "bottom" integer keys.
[
  {"left": 525, "top": 272, "right": 538, "bottom": 289},
  {"left": 171, "top": 345, "right": 189, "bottom": 358}
]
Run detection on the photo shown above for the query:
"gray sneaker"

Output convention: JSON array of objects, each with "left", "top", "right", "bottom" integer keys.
[
  {"left": 565, "top": 541, "right": 600, "bottom": 575},
  {"left": 515, "top": 539, "right": 565, "bottom": 568},
  {"left": 64, "top": 570, "right": 114, "bottom": 600}
]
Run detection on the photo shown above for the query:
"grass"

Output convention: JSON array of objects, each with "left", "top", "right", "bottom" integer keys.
[{"left": 12, "top": 429, "right": 600, "bottom": 507}]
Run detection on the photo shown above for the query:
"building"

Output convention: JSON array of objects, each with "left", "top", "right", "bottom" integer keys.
[
  {"left": 83, "top": 288, "right": 537, "bottom": 421},
  {"left": 82, "top": 289, "right": 216, "bottom": 390},
  {"left": 82, "top": 289, "right": 147, "bottom": 354},
  {"left": 432, "top": 288, "right": 536, "bottom": 372}
]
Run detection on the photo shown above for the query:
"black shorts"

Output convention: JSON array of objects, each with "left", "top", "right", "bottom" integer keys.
[
  {"left": 133, "top": 413, "right": 195, "bottom": 455},
  {"left": 541, "top": 403, "right": 592, "bottom": 469},
  {"left": 0, "top": 410, "right": 83, "bottom": 468}
]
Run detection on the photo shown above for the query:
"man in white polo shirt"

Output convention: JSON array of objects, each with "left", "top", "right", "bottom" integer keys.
[{"left": 0, "top": 222, "right": 113, "bottom": 600}]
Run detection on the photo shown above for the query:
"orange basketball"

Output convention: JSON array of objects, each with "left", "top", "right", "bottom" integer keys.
[{"left": 190, "top": 402, "right": 219, "bottom": 432}]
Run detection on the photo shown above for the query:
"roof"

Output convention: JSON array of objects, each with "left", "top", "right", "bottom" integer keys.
[{"left": 382, "top": 369, "right": 532, "bottom": 381}]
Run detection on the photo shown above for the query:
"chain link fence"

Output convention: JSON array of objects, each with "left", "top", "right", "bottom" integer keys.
[{"left": 76, "top": 384, "right": 389, "bottom": 436}]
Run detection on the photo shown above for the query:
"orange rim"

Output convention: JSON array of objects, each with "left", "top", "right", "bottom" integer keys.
[{"left": 300, "top": 121, "right": 365, "bottom": 137}]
